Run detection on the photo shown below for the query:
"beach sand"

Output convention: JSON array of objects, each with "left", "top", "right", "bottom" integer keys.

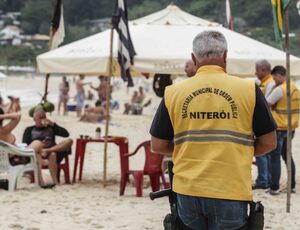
[{"left": 0, "top": 76, "right": 299, "bottom": 229}]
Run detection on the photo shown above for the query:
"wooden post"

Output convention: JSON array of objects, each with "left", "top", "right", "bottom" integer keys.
[
  {"left": 283, "top": 8, "right": 292, "bottom": 213},
  {"left": 103, "top": 26, "right": 114, "bottom": 187}
]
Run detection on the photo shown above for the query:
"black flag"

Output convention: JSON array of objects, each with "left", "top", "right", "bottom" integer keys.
[{"left": 112, "top": 0, "right": 136, "bottom": 87}]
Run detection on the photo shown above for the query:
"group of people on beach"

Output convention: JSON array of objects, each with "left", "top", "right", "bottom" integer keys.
[
  {"left": 123, "top": 86, "right": 151, "bottom": 115},
  {"left": 57, "top": 74, "right": 110, "bottom": 123},
  {"left": 62, "top": 73, "right": 152, "bottom": 120}
]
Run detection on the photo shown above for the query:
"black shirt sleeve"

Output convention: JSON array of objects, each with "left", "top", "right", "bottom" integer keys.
[
  {"left": 253, "top": 84, "right": 277, "bottom": 137},
  {"left": 53, "top": 123, "right": 69, "bottom": 137},
  {"left": 22, "top": 126, "right": 33, "bottom": 145},
  {"left": 150, "top": 98, "right": 174, "bottom": 140}
]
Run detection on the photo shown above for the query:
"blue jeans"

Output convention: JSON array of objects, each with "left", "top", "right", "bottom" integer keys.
[
  {"left": 255, "top": 153, "right": 271, "bottom": 187},
  {"left": 270, "top": 131, "right": 296, "bottom": 190},
  {"left": 177, "top": 194, "right": 248, "bottom": 230}
]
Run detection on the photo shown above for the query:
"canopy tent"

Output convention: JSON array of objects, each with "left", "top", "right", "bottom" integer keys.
[
  {"left": 131, "top": 4, "right": 220, "bottom": 26},
  {"left": 37, "top": 4, "right": 300, "bottom": 77}
]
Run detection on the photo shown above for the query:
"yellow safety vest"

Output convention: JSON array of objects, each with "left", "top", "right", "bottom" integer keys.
[
  {"left": 259, "top": 74, "right": 273, "bottom": 95},
  {"left": 165, "top": 65, "right": 255, "bottom": 201},
  {"left": 272, "top": 81, "right": 300, "bottom": 130}
]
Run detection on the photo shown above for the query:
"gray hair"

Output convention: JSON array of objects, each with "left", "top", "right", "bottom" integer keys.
[
  {"left": 255, "top": 59, "right": 271, "bottom": 72},
  {"left": 33, "top": 107, "right": 46, "bottom": 117},
  {"left": 192, "top": 31, "right": 227, "bottom": 59}
]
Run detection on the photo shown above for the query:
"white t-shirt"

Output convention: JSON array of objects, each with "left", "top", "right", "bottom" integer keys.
[
  {"left": 266, "top": 86, "right": 284, "bottom": 105},
  {"left": 265, "top": 81, "right": 276, "bottom": 98}
]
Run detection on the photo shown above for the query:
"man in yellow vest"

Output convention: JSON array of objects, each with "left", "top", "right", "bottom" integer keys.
[
  {"left": 266, "top": 65, "right": 299, "bottom": 195},
  {"left": 252, "top": 60, "right": 275, "bottom": 190},
  {"left": 255, "top": 60, "right": 274, "bottom": 96},
  {"left": 150, "top": 31, "right": 277, "bottom": 229}
]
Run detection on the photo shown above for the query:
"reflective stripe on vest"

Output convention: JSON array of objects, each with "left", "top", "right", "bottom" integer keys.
[
  {"left": 274, "top": 109, "right": 300, "bottom": 114},
  {"left": 272, "top": 82, "right": 300, "bottom": 130},
  {"left": 174, "top": 129, "right": 254, "bottom": 146}
]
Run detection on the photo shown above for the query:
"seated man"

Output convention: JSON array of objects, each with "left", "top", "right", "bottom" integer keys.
[
  {"left": 79, "top": 100, "right": 107, "bottom": 123},
  {"left": 22, "top": 109, "right": 73, "bottom": 187},
  {"left": 123, "top": 90, "right": 139, "bottom": 114},
  {"left": 123, "top": 86, "right": 151, "bottom": 115}
]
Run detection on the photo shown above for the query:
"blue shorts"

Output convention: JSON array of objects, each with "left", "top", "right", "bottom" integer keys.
[{"left": 76, "top": 92, "right": 85, "bottom": 109}]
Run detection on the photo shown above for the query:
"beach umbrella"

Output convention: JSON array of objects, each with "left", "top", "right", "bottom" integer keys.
[{"left": 36, "top": 4, "right": 300, "bottom": 78}]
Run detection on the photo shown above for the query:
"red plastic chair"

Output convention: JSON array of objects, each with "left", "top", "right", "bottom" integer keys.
[
  {"left": 30, "top": 153, "right": 71, "bottom": 184},
  {"left": 119, "top": 140, "right": 168, "bottom": 197},
  {"left": 56, "top": 154, "right": 70, "bottom": 184}
]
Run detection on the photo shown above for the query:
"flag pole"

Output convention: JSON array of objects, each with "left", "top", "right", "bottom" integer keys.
[
  {"left": 42, "top": 74, "right": 50, "bottom": 102},
  {"left": 103, "top": 26, "right": 114, "bottom": 187},
  {"left": 283, "top": 7, "right": 292, "bottom": 213}
]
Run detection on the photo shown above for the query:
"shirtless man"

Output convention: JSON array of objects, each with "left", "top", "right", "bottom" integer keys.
[
  {"left": 80, "top": 100, "right": 107, "bottom": 123},
  {"left": 90, "top": 76, "right": 109, "bottom": 103}
]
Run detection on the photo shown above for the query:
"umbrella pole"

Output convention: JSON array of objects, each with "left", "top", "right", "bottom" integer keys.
[
  {"left": 42, "top": 73, "right": 50, "bottom": 102},
  {"left": 283, "top": 9, "right": 292, "bottom": 213},
  {"left": 103, "top": 26, "right": 114, "bottom": 187}
]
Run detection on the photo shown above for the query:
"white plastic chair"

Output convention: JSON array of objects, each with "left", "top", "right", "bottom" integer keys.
[{"left": 0, "top": 140, "right": 39, "bottom": 191}]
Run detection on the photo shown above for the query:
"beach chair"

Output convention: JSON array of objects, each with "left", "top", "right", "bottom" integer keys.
[
  {"left": 56, "top": 153, "right": 71, "bottom": 184},
  {"left": 120, "top": 140, "right": 168, "bottom": 197},
  {"left": 0, "top": 140, "right": 38, "bottom": 191},
  {"left": 30, "top": 150, "right": 71, "bottom": 184}
]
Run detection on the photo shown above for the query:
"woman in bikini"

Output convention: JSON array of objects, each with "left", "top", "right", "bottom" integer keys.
[{"left": 57, "top": 76, "right": 70, "bottom": 116}]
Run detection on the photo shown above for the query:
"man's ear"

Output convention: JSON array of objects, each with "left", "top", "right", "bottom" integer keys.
[
  {"left": 223, "top": 50, "right": 227, "bottom": 64},
  {"left": 191, "top": 53, "right": 197, "bottom": 65}
]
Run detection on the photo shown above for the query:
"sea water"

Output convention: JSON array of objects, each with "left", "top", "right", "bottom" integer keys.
[{"left": 0, "top": 87, "right": 58, "bottom": 107}]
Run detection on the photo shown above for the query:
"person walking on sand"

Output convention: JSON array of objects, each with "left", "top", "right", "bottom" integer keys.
[
  {"left": 57, "top": 76, "right": 69, "bottom": 116},
  {"left": 150, "top": 31, "right": 277, "bottom": 229},
  {"left": 266, "top": 65, "right": 300, "bottom": 195},
  {"left": 75, "top": 74, "right": 88, "bottom": 117}
]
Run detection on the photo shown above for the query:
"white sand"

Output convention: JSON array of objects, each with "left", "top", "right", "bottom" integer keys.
[{"left": 0, "top": 76, "right": 299, "bottom": 229}]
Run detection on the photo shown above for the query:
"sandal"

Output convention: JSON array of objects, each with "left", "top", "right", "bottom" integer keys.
[{"left": 41, "top": 184, "right": 56, "bottom": 189}]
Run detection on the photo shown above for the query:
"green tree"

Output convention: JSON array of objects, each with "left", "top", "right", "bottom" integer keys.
[
  {"left": 0, "top": 46, "right": 36, "bottom": 66},
  {"left": 63, "top": 0, "right": 115, "bottom": 24},
  {"left": 21, "top": 0, "right": 52, "bottom": 34},
  {"left": 0, "top": 0, "right": 23, "bottom": 12},
  {"left": 2, "top": 0, "right": 300, "bottom": 58},
  {"left": 64, "top": 25, "right": 95, "bottom": 44}
]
